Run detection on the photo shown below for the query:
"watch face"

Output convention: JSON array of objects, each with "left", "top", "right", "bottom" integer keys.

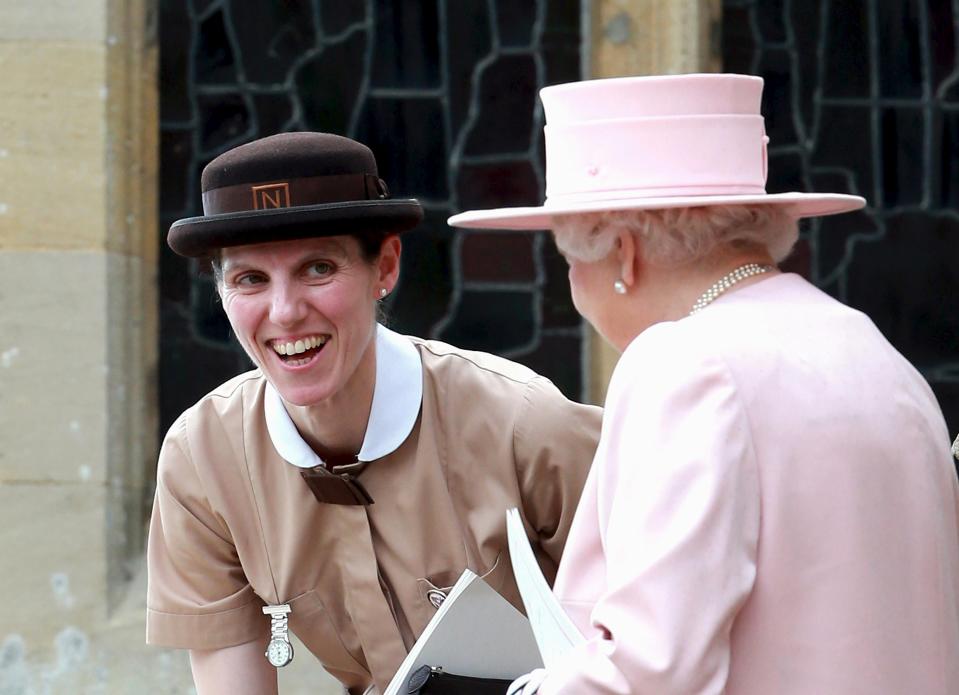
[{"left": 266, "top": 638, "right": 293, "bottom": 667}]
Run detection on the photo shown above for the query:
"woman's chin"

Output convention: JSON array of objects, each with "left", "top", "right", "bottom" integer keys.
[
  {"left": 271, "top": 382, "right": 336, "bottom": 407},
  {"left": 262, "top": 365, "right": 337, "bottom": 406}
]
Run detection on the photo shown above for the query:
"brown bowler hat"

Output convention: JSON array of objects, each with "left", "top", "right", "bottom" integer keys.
[{"left": 167, "top": 132, "right": 424, "bottom": 258}]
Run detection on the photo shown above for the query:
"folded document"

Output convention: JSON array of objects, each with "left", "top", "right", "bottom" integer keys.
[
  {"left": 505, "top": 507, "right": 585, "bottom": 669},
  {"left": 384, "top": 510, "right": 585, "bottom": 694},
  {"left": 384, "top": 569, "right": 542, "bottom": 695}
]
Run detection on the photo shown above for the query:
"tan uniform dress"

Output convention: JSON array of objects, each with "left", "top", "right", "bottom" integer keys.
[{"left": 146, "top": 326, "right": 601, "bottom": 693}]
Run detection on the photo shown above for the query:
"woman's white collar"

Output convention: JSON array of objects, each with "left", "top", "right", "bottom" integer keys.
[{"left": 264, "top": 324, "right": 423, "bottom": 468}]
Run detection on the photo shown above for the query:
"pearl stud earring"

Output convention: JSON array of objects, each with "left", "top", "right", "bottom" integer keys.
[
  {"left": 613, "top": 280, "right": 627, "bottom": 295},
  {"left": 379, "top": 288, "right": 388, "bottom": 298}
]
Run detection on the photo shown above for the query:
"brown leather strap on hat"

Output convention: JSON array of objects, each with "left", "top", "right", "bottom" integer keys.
[
  {"left": 300, "top": 461, "right": 374, "bottom": 506},
  {"left": 202, "top": 173, "right": 389, "bottom": 215}
]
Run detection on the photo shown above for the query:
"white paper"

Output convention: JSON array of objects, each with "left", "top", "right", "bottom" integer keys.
[
  {"left": 384, "top": 569, "right": 543, "bottom": 695},
  {"left": 506, "top": 507, "right": 585, "bottom": 668}
]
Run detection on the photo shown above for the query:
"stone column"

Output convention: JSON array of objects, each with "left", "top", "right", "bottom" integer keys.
[
  {"left": 0, "top": 0, "right": 160, "bottom": 689},
  {"left": 585, "top": 0, "right": 722, "bottom": 404}
]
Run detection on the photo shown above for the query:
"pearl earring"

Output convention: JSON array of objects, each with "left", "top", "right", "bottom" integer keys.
[
  {"left": 379, "top": 288, "right": 388, "bottom": 298},
  {"left": 613, "top": 279, "right": 627, "bottom": 295}
]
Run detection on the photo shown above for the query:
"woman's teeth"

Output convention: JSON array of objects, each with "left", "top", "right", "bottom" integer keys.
[{"left": 272, "top": 335, "right": 327, "bottom": 355}]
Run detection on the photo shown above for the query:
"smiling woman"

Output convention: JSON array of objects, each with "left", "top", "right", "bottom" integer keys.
[
  {"left": 217, "top": 236, "right": 395, "bottom": 417},
  {"left": 146, "top": 132, "right": 602, "bottom": 695}
]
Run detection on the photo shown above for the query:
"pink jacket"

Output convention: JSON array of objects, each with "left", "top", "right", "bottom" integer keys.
[{"left": 543, "top": 273, "right": 959, "bottom": 694}]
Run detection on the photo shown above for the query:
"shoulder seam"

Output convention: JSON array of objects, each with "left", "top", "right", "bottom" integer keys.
[
  {"left": 703, "top": 350, "right": 764, "bottom": 538},
  {"left": 206, "top": 371, "right": 263, "bottom": 401},
  {"left": 415, "top": 341, "right": 537, "bottom": 386},
  {"left": 174, "top": 409, "right": 236, "bottom": 542},
  {"left": 511, "top": 377, "right": 540, "bottom": 479}
]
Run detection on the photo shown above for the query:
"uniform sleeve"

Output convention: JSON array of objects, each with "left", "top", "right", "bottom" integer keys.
[
  {"left": 146, "top": 414, "right": 265, "bottom": 649},
  {"left": 513, "top": 376, "right": 602, "bottom": 570},
  {"left": 540, "top": 333, "right": 760, "bottom": 694}
]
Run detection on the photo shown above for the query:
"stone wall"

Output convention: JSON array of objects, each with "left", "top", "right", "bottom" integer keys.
[{"left": 0, "top": 0, "right": 172, "bottom": 691}]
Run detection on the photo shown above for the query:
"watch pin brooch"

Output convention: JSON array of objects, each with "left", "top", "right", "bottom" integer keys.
[{"left": 263, "top": 604, "right": 294, "bottom": 667}]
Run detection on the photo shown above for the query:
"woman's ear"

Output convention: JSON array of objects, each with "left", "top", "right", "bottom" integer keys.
[
  {"left": 377, "top": 234, "right": 402, "bottom": 290},
  {"left": 616, "top": 229, "right": 638, "bottom": 288}
]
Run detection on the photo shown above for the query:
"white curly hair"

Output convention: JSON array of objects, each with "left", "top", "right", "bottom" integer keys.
[{"left": 551, "top": 204, "right": 799, "bottom": 266}]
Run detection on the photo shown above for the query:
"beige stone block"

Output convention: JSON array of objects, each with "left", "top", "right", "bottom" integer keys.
[
  {"left": 103, "top": 251, "right": 156, "bottom": 599},
  {"left": 0, "top": 250, "right": 109, "bottom": 484},
  {"left": 0, "top": 6, "right": 159, "bottom": 259},
  {"left": 0, "top": 496, "right": 189, "bottom": 693},
  {"left": 104, "top": 0, "right": 160, "bottom": 260},
  {"left": 0, "top": 485, "right": 195, "bottom": 695},
  {"left": 588, "top": 333, "right": 621, "bottom": 406},
  {"left": 0, "top": 1, "right": 106, "bottom": 42},
  {"left": 0, "top": 42, "right": 108, "bottom": 251},
  {"left": 137, "top": 40, "right": 160, "bottom": 267},
  {"left": 0, "top": 482, "right": 107, "bottom": 652},
  {"left": 590, "top": 0, "right": 721, "bottom": 77},
  {"left": 0, "top": 248, "right": 155, "bottom": 608}
]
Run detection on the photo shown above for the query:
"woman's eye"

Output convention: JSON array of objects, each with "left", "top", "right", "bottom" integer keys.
[
  {"left": 235, "top": 273, "right": 266, "bottom": 286},
  {"left": 307, "top": 261, "right": 334, "bottom": 277}
]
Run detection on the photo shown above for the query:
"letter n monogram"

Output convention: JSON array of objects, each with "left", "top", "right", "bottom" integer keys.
[{"left": 251, "top": 182, "right": 291, "bottom": 210}]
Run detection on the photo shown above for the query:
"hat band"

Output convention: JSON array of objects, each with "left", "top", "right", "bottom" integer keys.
[
  {"left": 544, "top": 115, "right": 768, "bottom": 200},
  {"left": 201, "top": 173, "right": 389, "bottom": 215}
]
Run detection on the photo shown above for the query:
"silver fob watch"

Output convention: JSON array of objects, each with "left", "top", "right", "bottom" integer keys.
[{"left": 262, "top": 604, "right": 293, "bottom": 667}]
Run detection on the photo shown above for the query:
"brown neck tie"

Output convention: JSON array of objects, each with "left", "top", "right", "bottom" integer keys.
[{"left": 300, "top": 460, "right": 374, "bottom": 505}]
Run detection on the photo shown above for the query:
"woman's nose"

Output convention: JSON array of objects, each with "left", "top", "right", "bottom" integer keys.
[{"left": 269, "top": 283, "right": 309, "bottom": 327}]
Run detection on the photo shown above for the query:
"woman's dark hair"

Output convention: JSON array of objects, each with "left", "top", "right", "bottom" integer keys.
[{"left": 353, "top": 230, "right": 392, "bottom": 263}]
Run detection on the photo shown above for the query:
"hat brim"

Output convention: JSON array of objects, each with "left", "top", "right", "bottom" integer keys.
[
  {"left": 168, "top": 199, "right": 424, "bottom": 258},
  {"left": 447, "top": 192, "right": 866, "bottom": 230}
]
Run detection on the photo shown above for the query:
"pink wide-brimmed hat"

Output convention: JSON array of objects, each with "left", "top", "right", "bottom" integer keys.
[{"left": 447, "top": 74, "right": 865, "bottom": 230}]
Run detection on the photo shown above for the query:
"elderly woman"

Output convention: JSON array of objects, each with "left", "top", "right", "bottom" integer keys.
[
  {"left": 450, "top": 74, "right": 959, "bottom": 694},
  {"left": 146, "top": 132, "right": 602, "bottom": 695}
]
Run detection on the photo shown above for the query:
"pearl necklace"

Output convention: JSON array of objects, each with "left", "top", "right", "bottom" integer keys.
[{"left": 688, "top": 263, "right": 775, "bottom": 316}]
